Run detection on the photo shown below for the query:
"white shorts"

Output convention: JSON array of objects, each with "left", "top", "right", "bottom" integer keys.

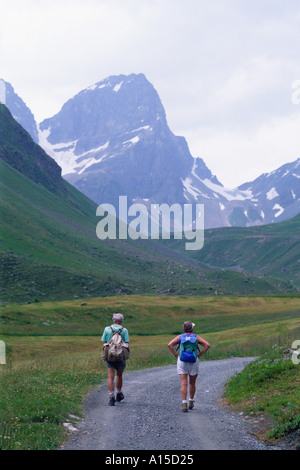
[{"left": 177, "top": 357, "right": 199, "bottom": 376}]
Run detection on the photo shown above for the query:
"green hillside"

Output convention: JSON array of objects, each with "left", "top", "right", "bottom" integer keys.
[
  {"left": 0, "top": 104, "right": 297, "bottom": 303},
  {"left": 160, "top": 215, "right": 300, "bottom": 290},
  {"left": 0, "top": 158, "right": 198, "bottom": 301},
  {"left": 201, "top": 216, "right": 300, "bottom": 285}
]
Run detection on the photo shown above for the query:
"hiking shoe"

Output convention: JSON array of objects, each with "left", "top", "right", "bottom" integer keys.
[
  {"left": 108, "top": 396, "right": 116, "bottom": 406},
  {"left": 188, "top": 400, "right": 194, "bottom": 410},
  {"left": 116, "top": 391, "right": 124, "bottom": 402},
  {"left": 182, "top": 403, "right": 188, "bottom": 412}
]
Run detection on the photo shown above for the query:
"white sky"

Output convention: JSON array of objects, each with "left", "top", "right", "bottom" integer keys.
[{"left": 1, "top": 0, "right": 300, "bottom": 187}]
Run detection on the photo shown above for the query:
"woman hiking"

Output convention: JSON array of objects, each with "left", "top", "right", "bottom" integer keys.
[{"left": 168, "top": 321, "right": 210, "bottom": 412}]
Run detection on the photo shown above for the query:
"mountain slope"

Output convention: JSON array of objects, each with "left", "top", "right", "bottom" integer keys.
[
  {"left": 160, "top": 213, "right": 300, "bottom": 289},
  {"left": 199, "top": 214, "right": 300, "bottom": 288},
  {"left": 0, "top": 104, "right": 294, "bottom": 302},
  {"left": 0, "top": 103, "right": 63, "bottom": 194}
]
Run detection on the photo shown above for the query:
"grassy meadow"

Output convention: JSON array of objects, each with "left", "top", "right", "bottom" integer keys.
[{"left": 0, "top": 294, "right": 299, "bottom": 450}]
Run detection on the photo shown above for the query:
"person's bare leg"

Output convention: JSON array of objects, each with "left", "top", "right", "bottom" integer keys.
[
  {"left": 188, "top": 374, "right": 198, "bottom": 409},
  {"left": 180, "top": 374, "right": 188, "bottom": 400},
  {"left": 180, "top": 374, "right": 188, "bottom": 411},
  {"left": 189, "top": 374, "right": 198, "bottom": 399},
  {"left": 107, "top": 368, "right": 115, "bottom": 393},
  {"left": 116, "top": 370, "right": 123, "bottom": 392}
]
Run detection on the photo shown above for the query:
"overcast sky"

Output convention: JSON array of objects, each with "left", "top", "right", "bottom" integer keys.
[{"left": 1, "top": 0, "right": 300, "bottom": 187}]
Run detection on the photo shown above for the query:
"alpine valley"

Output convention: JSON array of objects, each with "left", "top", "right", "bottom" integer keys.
[
  {"left": 1, "top": 71, "right": 299, "bottom": 456},
  {"left": 1, "top": 74, "right": 299, "bottom": 229},
  {"left": 2, "top": 101, "right": 297, "bottom": 303}
]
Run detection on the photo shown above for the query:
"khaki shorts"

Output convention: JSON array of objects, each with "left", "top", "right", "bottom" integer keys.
[{"left": 177, "top": 357, "right": 199, "bottom": 376}]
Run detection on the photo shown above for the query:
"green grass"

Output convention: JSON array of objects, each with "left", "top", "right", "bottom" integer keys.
[
  {"left": 0, "top": 341, "right": 104, "bottom": 450},
  {"left": 1, "top": 294, "right": 299, "bottom": 336},
  {"left": 0, "top": 294, "right": 299, "bottom": 449},
  {"left": 224, "top": 347, "right": 300, "bottom": 441}
]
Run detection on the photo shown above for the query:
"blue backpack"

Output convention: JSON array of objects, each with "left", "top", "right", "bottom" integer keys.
[{"left": 178, "top": 333, "right": 198, "bottom": 363}]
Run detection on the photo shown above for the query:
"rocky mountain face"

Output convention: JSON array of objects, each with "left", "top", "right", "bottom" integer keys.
[
  {"left": 39, "top": 74, "right": 199, "bottom": 210},
  {"left": 238, "top": 158, "right": 300, "bottom": 225},
  {"left": 0, "top": 79, "right": 39, "bottom": 143},
  {"left": 2, "top": 74, "right": 299, "bottom": 229}
]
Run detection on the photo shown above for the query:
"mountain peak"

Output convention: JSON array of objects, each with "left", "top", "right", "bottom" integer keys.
[
  {"left": 39, "top": 72, "right": 167, "bottom": 153},
  {"left": 85, "top": 73, "right": 148, "bottom": 92}
]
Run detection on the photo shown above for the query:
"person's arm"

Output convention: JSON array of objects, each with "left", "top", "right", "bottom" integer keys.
[
  {"left": 197, "top": 336, "right": 210, "bottom": 358},
  {"left": 122, "top": 327, "right": 129, "bottom": 343},
  {"left": 168, "top": 336, "right": 180, "bottom": 358},
  {"left": 101, "top": 327, "right": 108, "bottom": 344}
]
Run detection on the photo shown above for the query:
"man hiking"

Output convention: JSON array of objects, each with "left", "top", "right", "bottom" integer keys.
[
  {"left": 101, "top": 313, "right": 130, "bottom": 406},
  {"left": 168, "top": 321, "right": 210, "bottom": 412}
]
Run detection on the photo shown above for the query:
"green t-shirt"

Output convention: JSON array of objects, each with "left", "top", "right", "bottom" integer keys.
[{"left": 101, "top": 324, "right": 129, "bottom": 344}]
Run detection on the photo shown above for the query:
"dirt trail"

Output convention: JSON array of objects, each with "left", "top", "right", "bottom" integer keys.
[{"left": 62, "top": 358, "right": 280, "bottom": 451}]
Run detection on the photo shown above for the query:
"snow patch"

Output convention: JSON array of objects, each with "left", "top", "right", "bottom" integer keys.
[
  {"left": 76, "top": 142, "right": 110, "bottom": 174},
  {"left": 189, "top": 158, "right": 253, "bottom": 201},
  {"left": 38, "top": 127, "right": 79, "bottom": 175},
  {"left": 191, "top": 159, "right": 200, "bottom": 180},
  {"left": 266, "top": 187, "right": 279, "bottom": 200},
  {"left": 126, "top": 125, "right": 151, "bottom": 134},
  {"left": 123, "top": 136, "right": 140, "bottom": 146},
  {"left": 78, "top": 157, "right": 102, "bottom": 175},
  {"left": 113, "top": 81, "right": 123, "bottom": 93},
  {"left": 77, "top": 141, "right": 110, "bottom": 158},
  {"left": 272, "top": 204, "right": 284, "bottom": 218},
  {"left": 87, "top": 83, "right": 97, "bottom": 91},
  {"left": 202, "top": 178, "right": 253, "bottom": 201},
  {"left": 292, "top": 173, "right": 300, "bottom": 179},
  {"left": 181, "top": 177, "right": 202, "bottom": 201},
  {"left": 38, "top": 126, "right": 112, "bottom": 175}
]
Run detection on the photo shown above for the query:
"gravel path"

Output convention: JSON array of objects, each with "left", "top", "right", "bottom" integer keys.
[{"left": 62, "top": 358, "right": 280, "bottom": 451}]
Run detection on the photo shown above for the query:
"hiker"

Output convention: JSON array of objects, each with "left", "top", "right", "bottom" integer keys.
[
  {"left": 101, "top": 313, "right": 130, "bottom": 406},
  {"left": 168, "top": 321, "right": 210, "bottom": 412}
]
